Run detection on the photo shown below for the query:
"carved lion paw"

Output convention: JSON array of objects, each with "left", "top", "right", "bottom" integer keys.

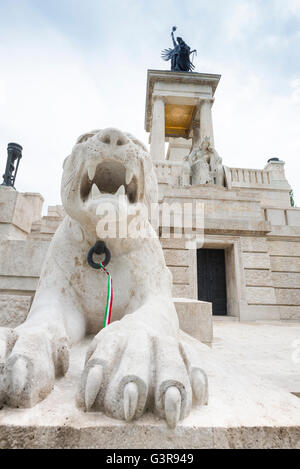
[
  {"left": 78, "top": 323, "right": 208, "bottom": 428},
  {"left": 0, "top": 326, "right": 69, "bottom": 408}
]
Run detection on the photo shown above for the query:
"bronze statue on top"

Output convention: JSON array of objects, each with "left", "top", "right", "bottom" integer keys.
[{"left": 161, "top": 26, "right": 197, "bottom": 72}]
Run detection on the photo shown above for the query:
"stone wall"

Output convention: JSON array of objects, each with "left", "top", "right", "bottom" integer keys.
[{"left": 0, "top": 157, "right": 300, "bottom": 322}]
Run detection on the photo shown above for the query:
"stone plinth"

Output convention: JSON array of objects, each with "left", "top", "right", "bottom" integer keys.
[
  {"left": 0, "top": 186, "right": 44, "bottom": 240},
  {"left": 174, "top": 298, "right": 212, "bottom": 345},
  {"left": 1, "top": 332, "right": 300, "bottom": 449},
  {"left": 0, "top": 239, "right": 50, "bottom": 326}
]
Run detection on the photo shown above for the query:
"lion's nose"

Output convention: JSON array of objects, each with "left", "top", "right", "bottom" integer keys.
[{"left": 98, "top": 129, "right": 128, "bottom": 147}]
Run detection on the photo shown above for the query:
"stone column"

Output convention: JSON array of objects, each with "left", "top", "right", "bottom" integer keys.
[
  {"left": 150, "top": 96, "right": 165, "bottom": 161},
  {"left": 199, "top": 98, "right": 215, "bottom": 146},
  {"left": 191, "top": 120, "right": 201, "bottom": 150}
]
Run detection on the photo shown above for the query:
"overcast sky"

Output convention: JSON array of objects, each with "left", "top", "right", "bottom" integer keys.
[{"left": 0, "top": 0, "right": 299, "bottom": 210}]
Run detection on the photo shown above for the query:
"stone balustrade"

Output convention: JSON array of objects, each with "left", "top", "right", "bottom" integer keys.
[
  {"left": 229, "top": 167, "right": 271, "bottom": 186},
  {"left": 153, "top": 161, "right": 291, "bottom": 193},
  {"left": 154, "top": 161, "right": 185, "bottom": 185}
]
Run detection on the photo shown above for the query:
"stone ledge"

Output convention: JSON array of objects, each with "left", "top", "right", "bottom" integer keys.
[
  {"left": 1, "top": 333, "right": 300, "bottom": 449},
  {"left": 1, "top": 423, "right": 299, "bottom": 450}
]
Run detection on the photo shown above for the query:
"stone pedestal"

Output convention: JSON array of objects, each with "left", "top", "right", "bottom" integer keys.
[
  {"left": 1, "top": 333, "right": 300, "bottom": 449},
  {"left": 166, "top": 137, "right": 192, "bottom": 162}
]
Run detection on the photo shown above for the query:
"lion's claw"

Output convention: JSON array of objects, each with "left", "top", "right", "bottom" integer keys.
[
  {"left": 191, "top": 368, "right": 208, "bottom": 405},
  {"left": 164, "top": 386, "right": 181, "bottom": 429},
  {"left": 11, "top": 357, "right": 28, "bottom": 396},
  {"left": 79, "top": 325, "right": 208, "bottom": 428},
  {"left": 85, "top": 365, "right": 103, "bottom": 411},
  {"left": 0, "top": 326, "right": 69, "bottom": 408},
  {"left": 123, "top": 382, "right": 139, "bottom": 422}
]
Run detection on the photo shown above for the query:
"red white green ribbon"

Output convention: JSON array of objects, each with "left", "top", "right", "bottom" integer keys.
[{"left": 100, "top": 262, "right": 113, "bottom": 328}]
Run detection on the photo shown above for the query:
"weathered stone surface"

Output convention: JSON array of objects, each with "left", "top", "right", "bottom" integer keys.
[
  {"left": 204, "top": 199, "right": 263, "bottom": 220},
  {"left": 174, "top": 299, "right": 212, "bottom": 345},
  {"left": 169, "top": 266, "right": 190, "bottom": 284},
  {"left": 271, "top": 257, "right": 300, "bottom": 273},
  {"left": 266, "top": 209, "right": 286, "bottom": 226},
  {"left": 268, "top": 240, "right": 300, "bottom": 257},
  {"left": 246, "top": 287, "right": 276, "bottom": 305},
  {"left": 242, "top": 253, "right": 271, "bottom": 270},
  {"left": 164, "top": 249, "right": 189, "bottom": 266},
  {"left": 213, "top": 319, "right": 300, "bottom": 394},
  {"left": 0, "top": 187, "right": 18, "bottom": 225},
  {"left": 23, "top": 193, "right": 44, "bottom": 223},
  {"left": 272, "top": 272, "right": 300, "bottom": 289},
  {"left": 172, "top": 284, "right": 193, "bottom": 299},
  {"left": 0, "top": 187, "right": 43, "bottom": 238},
  {"left": 0, "top": 275, "right": 38, "bottom": 293},
  {"left": 241, "top": 237, "right": 268, "bottom": 253},
  {"left": 0, "top": 240, "right": 50, "bottom": 277},
  {"left": 245, "top": 269, "right": 273, "bottom": 287},
  {"left": 241, "top": 305, "right": 280, "bottom": 321},
  {"left": 275, "top": 289, "right": 300, "bottom": 306},
  {"left": 0, "top": 295, "right": 31, "bottom": 328},
  {"left": 161, "top": 238, "right": 187, "bottom": 249},
  {"left": 287, "top": 209, "right": 300, "bottom": 227},
  {"left": 279, "top": 306, "right": 300, "bottom": 320},
  {"left": 40, "top": 216, "right": 62, "bottom": 234},
  {"left": 0, "top": 223, "right": 27, "bottom": 240}
]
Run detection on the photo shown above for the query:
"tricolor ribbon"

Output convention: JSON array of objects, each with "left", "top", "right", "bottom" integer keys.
[{"left": 100, "top": 262, "right": 113, "bottom": 328}]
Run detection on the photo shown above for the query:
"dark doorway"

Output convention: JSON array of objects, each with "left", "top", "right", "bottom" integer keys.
[{"left": 197, "top": 249, "right": 227, "bottom": 316}]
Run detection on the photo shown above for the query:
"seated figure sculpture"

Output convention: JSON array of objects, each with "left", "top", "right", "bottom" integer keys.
[
  {"left": 0, "top": 128, "right": 208, "bottom": 428},
  {"left": 186, "top": 137, "right": 225, "bottom": 187},
  {"left": 190, "top": 142, "right": 212, "bottom": 186}
]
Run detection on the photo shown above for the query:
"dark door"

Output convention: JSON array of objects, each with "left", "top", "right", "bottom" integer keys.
[{"left": 197, "top": 249, "right": 227, "bottom": 316}]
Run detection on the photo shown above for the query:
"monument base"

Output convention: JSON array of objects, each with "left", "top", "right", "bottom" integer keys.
[{"left": 1, "top": 333, "right": 300, "bottom": 449}]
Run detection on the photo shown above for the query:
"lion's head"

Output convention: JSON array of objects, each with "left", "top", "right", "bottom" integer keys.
[{"left": 61, "top": 128, "right": 158, "bottom": 240}]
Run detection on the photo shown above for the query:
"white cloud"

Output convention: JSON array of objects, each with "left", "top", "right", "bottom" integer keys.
[
  {"left": 214, "top": 67, "right": 300, "bottom": 204},
  {"left": 274, "top": 0, "right": 300, "bottom": 17},
  {"left": 0, "top": 26, "right": 149, "bottom": 211},
  {"left": 291, "top": 79, "right": 300, "bottom": 102},
  {"left": 226, "top": 1, "right": 259, "bottom": 41}
]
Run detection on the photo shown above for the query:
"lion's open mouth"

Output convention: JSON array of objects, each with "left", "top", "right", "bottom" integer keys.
[{"left": 80, "top": 160, "right": 138, "bottom": 204}]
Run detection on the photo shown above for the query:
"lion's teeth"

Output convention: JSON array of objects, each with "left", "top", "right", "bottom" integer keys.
[
  {"left": 116, "top": 185, "right": 126, "bottom": 196},
  {"left": 92, "top": 183, "right": 102, "bottom": 199},
  {"left": 125, "top": 168, "right": 134, "bottom": 185},
  {"left": 88, "top": 162, "right": 97, "bottom": 181}
]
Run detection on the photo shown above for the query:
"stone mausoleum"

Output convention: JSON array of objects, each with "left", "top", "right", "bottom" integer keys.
[{"left": 1, "top": 69, "right": 299, "bottom": 328}]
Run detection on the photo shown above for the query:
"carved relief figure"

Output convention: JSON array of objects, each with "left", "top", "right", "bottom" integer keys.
[{"left": 0, "top": 128, "right": 208, "bottom": 428}]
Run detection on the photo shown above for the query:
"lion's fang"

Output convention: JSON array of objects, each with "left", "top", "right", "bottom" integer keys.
[
  {"left": 92, "top": 183, "right": 102, "bottom": 199},
  {"left": 125, "top": 168, "right": 134, "bottom": 185},
  {"left": 88, "top": 162, "right": 97, "bottom": 182}
]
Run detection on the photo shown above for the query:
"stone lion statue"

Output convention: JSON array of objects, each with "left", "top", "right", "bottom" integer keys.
[{"left": 0, "top": 128, "right": 208, "bottom": 428}]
